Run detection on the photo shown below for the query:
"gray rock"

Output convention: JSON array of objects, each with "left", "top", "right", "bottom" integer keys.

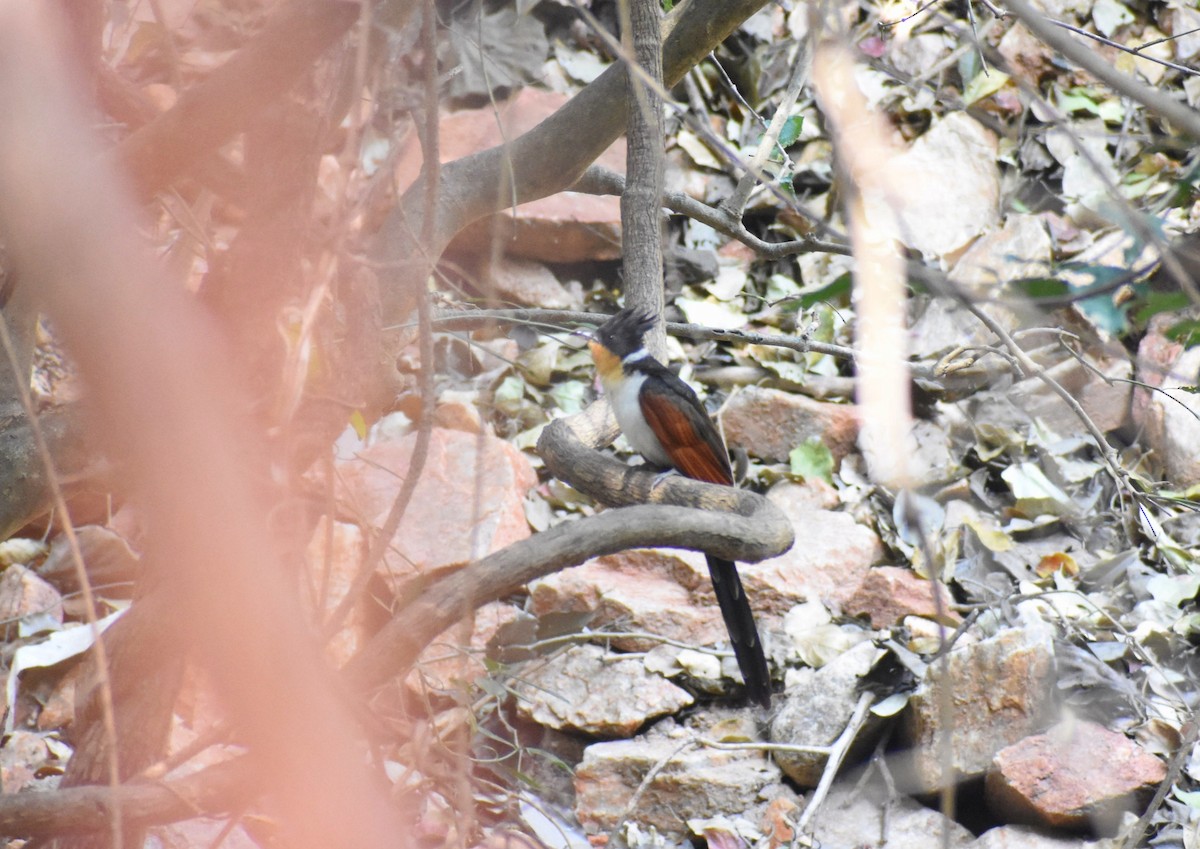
[
  {"left": 574, "top": 712, "right": 782, "bottom": 839},
  {"left": 514, "top": 644, "right": 694, "bottom": 738},
  {"left": 770, "top": 641, "right": 886, "bottom": 786},
  {"left": 806, "top": 779, "right": 975, "bottom": 849},
  {"left": 972, "top": 824, "right": 1116, "bottom": 848}
]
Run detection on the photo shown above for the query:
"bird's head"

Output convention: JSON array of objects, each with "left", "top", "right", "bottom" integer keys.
[
  {"left": 589, "top": 307, "right": 654, "bottom": 356},
  {"left": 588, "top": 307, "right": 655, "bottom": 381}
]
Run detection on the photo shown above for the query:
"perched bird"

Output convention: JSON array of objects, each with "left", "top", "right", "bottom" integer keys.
[{"left": 589, "top": 307, "right": 771, "bottom": 708}]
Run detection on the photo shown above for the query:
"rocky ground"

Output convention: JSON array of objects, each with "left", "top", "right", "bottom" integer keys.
[{"left": 4, "top": 2, "right": 1200, "bottom": 848}]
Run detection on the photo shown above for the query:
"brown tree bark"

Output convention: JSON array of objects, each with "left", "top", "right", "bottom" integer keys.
[{"left": 619, "top": 0, "right": 667, "bottom": 356}]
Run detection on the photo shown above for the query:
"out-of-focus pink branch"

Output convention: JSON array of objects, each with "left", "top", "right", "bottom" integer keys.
[
  {"left": 0, "top": 7, "right": 406, "bottom": 847},
  {"left": 811, "top": 38, "right": 913, "bottom": 491}
]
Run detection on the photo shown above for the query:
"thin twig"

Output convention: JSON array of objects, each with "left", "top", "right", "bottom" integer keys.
[
  {"left": 1140, "top": 26, "right": 1200, "bottom": 52},
  {"left": 1119, "top": 718, "right": 1200, "bottom": 848},
  {"left": 510, "top": 628, "right": 741, "bottom": 658},
  {"left": 696, "top": 738, "right": 838, "bottom": 756},
  {"left": 724, "top": 38, "right": 811, "bottom": 217},
  {"left": 794, "top": 692, "right": 875, "bottom": 834},
  {"left": 608, "top": 739, "right": 696, "bottom": 848},
  {"left": 321, "top": 0, "right": 443, "bottom": 640},
  {"left": 964, "top": 0, "right": 990, "bottom": 77},
  {"left": 1046, "top": 16, "right": 1200, "bottom": 78},
  {"left": 426, "top": 307, "right": 859, "bottom": 363},
  {"left": 0, "top": 315, "right": 124, "bottom": 849},
  {"left": 573, "top": 165, "right": 850, "bottom": 259},
  {"left": 879, "top": 0, "right": 942, "bottom": 28},
  {"left": 709, "top": 51, "right": 768, "bottom": 129}
]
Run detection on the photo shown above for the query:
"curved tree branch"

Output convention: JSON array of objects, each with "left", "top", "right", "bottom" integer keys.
[
  {"left": 371, "top": 0, "right": 772, "bottom": 318},
  {"left": 536, "top": 409, "right": 786, "bottom": 524},
  {"left": 342, "top": 411, "right": 794, "bottom": 691}
]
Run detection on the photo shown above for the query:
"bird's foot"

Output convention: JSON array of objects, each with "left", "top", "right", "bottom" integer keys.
[{"left": 634, "top": 463, "right": 677, "bottom": 491}]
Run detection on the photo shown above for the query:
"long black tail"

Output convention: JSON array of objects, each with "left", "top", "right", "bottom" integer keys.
[{"left": 706, "top": 555, "right": 771, "bottom": 709}]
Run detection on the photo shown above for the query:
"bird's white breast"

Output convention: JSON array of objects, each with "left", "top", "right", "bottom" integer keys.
[{"left": 603, "top": 370, "right": 674, "bottom": 468}]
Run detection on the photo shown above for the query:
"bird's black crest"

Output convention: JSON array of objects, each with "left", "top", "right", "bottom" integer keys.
[{"left": 593, "top": 307, "right": 656, "bottom": 357}]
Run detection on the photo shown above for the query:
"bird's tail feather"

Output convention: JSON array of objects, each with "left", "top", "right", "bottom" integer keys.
[{"left": 706, "top": 555, "right": 771, "bottom": 709}]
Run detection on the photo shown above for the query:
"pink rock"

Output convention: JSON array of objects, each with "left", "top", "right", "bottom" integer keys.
[
  {"left": 393, "top": 88, "right": 626, "bottom": 263},
  {"left": 335, "top": 427, "right": 536, "bottom": 579},
  {"left": 721, "top": 386, "right": 860, "bottom": 464},
  {"left": 529, "top": 549, "right": 728, "bottom": 652},
  {"left": 767, "top": 480, "right": 840, "bottom": 513},
  {"left": 744, "top": 492, "right": 883, "bottom": 613},
  {"left": 985, "top": 720, "right": 1166, "bottom": 834},
  {"left": 410, "top": 601, "right": 524, "bottom": 698},
  {"left": 843, "top": 566, "right": 960, "bottom": 629},
  {"left": 901, "top": 625, "right": 1056, "bottom": 793},
  {"left": 473, "top": 254, "right": 577, "bottom": 310}
]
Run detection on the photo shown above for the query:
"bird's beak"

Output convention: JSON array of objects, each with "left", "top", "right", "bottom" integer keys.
[{"left": 566, "top": 326, "right": 597, "bottom": 352}]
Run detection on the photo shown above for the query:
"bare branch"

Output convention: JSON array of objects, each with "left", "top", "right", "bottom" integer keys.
[
  {"left": 0, "top": 758, "right": 251, "bottom": 838},
  {"left": 572, "top": 166, "right": 851, "bottom": 260},
  {"left": 371, "top": 0, "right": 773, "bottom": 319},
  {"left": 1002, "top": 0, "right": 1200, "bottom": 142}
]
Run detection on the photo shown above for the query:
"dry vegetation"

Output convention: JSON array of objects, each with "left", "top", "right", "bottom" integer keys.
[{"left": 0, "top": 0, "right": 1199, "bottom": 847}]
